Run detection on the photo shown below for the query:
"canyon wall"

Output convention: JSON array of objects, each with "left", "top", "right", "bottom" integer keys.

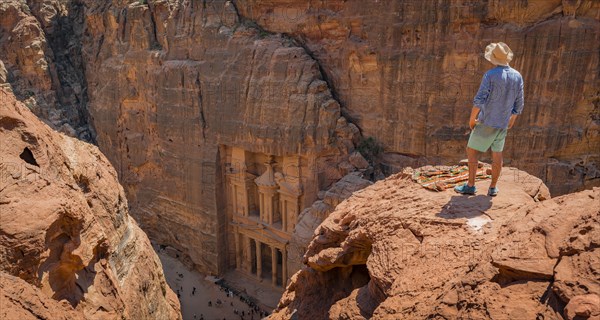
[
  {"left": 235, "top": 0, "right": 600, "bottom": 195},
  {"left": 273, "top": 168, "right": 599, "bottom": 319},
  {"left": 0, "top": 89, "right": 180, "bottom": 319},
  {"left": 79, "top": 0, "right": 357, "bottom": 276}
]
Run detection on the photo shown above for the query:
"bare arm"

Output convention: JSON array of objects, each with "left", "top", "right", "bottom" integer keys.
[
  {"left": 509, "top": 77, "right": 524, "bottom": 129},
  {"left": 508, "top": 114, "right": 518, "bottom": 129},
  {"left": 469, "top": 107, "right": 480, "bottom": 130}
]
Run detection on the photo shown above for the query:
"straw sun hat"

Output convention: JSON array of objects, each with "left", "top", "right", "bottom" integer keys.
[{"left": 484, "top": 42, "right": 513, "bottom": 66}]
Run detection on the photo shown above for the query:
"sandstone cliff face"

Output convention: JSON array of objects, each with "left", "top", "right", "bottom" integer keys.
[
  {"left": 0, "top": 89, "right": 180, "bottom": 319},
  {"left": 79, "top": 0, "right": 357, "bottom": 274},
  {"left": 0, "top": 0, "right": 93, "bottom": 141},
  {"left": 235, "top": 0, "right": 600, "bottom": 196},
  {"left": 272, "top": 168, "right": 599, "bottom": 319}
]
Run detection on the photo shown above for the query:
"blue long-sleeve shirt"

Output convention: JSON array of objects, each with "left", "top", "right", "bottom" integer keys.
[{"left": 473, "top": 65, "right": 524, "bottom": 129}]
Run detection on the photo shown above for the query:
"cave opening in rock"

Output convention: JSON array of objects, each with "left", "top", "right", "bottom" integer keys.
[
  {"left": 19, "top": 147, "right": 38, "bottom": 166},
  {"left": 350, "top": 264, "right": 371, "bottom": 289}
]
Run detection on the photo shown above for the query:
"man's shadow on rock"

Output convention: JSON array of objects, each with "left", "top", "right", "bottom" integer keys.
[{"left": 436, "top": 195, "right": 493, "bottom": 219}]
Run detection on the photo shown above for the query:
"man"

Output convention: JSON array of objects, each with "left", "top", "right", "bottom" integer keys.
[{"left": 454, "top": 42, "right": 524, "bottom": 196}]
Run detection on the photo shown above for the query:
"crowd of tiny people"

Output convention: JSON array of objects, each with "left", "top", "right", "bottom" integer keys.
[{"left": 173, "top": 271, "right": 271, "bottom": 320}]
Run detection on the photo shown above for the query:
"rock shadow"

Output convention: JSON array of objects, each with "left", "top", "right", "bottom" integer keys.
[{"left": 436, "top": 195, "right": 493, "bottom": 219}]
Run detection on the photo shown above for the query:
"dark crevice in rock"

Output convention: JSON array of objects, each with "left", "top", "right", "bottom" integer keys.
[
  {"left": 196, "top": 74, "right": 206, "bottom": 140},
  {"left": 147, "top": 1, "right": 163, "bottom": 50},
  {"left": 25, "top": 0, "right": 95, "bottom": 143},
  {"left": 120, "top": 7, "right": 128, "bottom": 42},
  {"left": 19, "top": 147, "right": 38, "bottom": 167},
  {"left": 539, "top": 280, "right": 567, "bottom": 317},
  {"left": 490, "top": 264, "right": 553, "bottom": 287}
]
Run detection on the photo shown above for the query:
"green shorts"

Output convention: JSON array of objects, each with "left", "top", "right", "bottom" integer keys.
[{"left": 467, "top": 123, "right": 508, "bottom": 152}]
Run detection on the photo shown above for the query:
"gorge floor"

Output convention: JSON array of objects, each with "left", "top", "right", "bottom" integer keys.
[{"left": 156, "top": 245, "right": 280, "bottom": 320}]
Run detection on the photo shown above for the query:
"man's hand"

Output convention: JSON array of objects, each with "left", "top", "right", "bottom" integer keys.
[
  {"left": 508, "top": 114, "right": 518, "bottom": 129},
  {"left": 469, "top": 107, "right": 480, "bottom": 130},
  {"left": 469, "top": 118, "right": 477, "bottom": 130}
]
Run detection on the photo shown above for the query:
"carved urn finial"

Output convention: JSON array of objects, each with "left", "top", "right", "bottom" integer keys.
[{"left": 255, "top": 156, "right": 277, "bottom": 187}]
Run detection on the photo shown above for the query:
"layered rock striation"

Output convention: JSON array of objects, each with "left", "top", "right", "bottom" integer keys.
[
  {"left": 0, "top": 89, "right": 180, "bottom": 319},
  {"left": 273, "top": 167, "right": 599, "bottom": 319}
]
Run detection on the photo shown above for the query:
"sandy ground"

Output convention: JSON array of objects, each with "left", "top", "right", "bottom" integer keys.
[{"left": 156, "top": 247, "right": 277, "bottom": 320}]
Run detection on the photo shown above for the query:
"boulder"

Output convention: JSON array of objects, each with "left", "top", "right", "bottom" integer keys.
[
  {"left": 349, "top": 151, "right": 370, "bottom": 170},
  {"left": 564, "top": 294, "right": 600, "bottom": 320}
]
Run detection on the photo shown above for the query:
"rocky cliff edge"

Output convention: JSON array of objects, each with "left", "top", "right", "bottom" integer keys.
[
  {"left": 0, "top": 88, "right": 180, "bottom": 319},
  {"left": 273, "top": 167, "right": 599, "bottom": 319}
]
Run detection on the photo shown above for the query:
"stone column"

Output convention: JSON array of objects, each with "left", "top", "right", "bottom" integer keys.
[
  {"left": 244, "top": 235, "right": 252, "bottom": 274},
  {"left": 275, "top": 169, "right": 302, "bottom": 233},
  {"left": 282, "top": 248, "right": 288, "bottom": 287},
  {"left": 271, "top": 246, "right": 277, "bottom": 286},
  {"left": 281, "top": 199, "right": 288, "bottom": 231},
  {"left": 231, "top": 183, "right": 238, "bottom": 215},
  {"left": 265, "top": 187, "right": 278, "bottom": 224},
  {"left": 234, "top": 231, "right": 241, "bottom": 270},
  {"left": 258, "top": 193, "right": 265, "bottom": 222},
  {"left": 256, "top": 239, "right": 262, "bottom": 280}
]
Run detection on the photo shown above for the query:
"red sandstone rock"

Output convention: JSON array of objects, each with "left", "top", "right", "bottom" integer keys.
[
  {"left": 0, "top": 272, "right": 84, "bottom": 320},
  {"left": 564, "top": 294, "right": 600, "bottom": 320},
  {"left": 0, "top": 89, "right": 180, "bottom": 319},
  {"left": 272, "top": 167, "right": 599, "bottom": 319}
]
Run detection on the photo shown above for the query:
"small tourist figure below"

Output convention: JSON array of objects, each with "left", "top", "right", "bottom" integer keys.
[{"left": 455, "top": 42, "right": 524, "bottom": 197}]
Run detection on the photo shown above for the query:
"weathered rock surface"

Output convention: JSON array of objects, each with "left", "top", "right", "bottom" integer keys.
[
  {"left": 236, "top": 0, "right": 600, "bottom": 196},
  {"left": 273, "top": 167, "right": 599, "bottom": 319},
  {"left": 0, "top": 272, "right": 84, "bottom": 320},
  {"left": 288, "top": 171, "right": 373, "bottom": 276},
  {"left": 0, "top": 0, "right": 93, "bottom": 141},
  {"left": 564, "top": 294, "right": 600, "bottom": 320},
  {"left": 0, "top": 89, "right": 180, "bottom": 319}
]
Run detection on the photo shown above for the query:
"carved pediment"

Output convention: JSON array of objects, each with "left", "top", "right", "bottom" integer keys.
[{"left": 275, "top": 172, "right": 302, "bottom": 196}]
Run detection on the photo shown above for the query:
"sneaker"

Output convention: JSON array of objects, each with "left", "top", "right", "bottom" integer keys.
[
  {"left": 454, "top": 183, "right": 476, "bottom": 195},
  {"left": 488, "top": 187, "right": 499, "bottom": 197}
]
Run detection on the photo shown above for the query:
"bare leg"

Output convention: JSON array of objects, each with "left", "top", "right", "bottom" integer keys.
[
  {"left": 467, "top": 147, "right": 480, "bottom": 187},
  {"left": 491, "top": 151, "right": 503, "bottom": 188}
]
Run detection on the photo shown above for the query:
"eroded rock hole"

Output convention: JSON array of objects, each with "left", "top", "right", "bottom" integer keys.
[
  {"left": 74, "top": 174, "right": 91, "bottom": 193},
  {"left": 350, "top": 264, "right": 371, "bottom": 289},
  {"left": 19, "top": 147, "right": 38, "bottom": 166}
]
